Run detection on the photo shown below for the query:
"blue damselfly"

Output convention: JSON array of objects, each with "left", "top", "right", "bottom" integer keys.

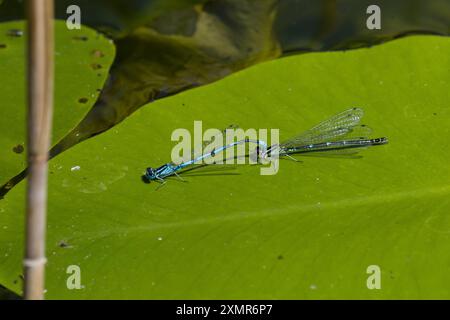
[
  {"left": 144, "top": 108, "right": 388, "bottom": 186},
  {"left": 144, "top": 125, "right": 266, "bottom": 186},
  {"left": 258, "top": 107, "right": 388, "bottom": 161}
]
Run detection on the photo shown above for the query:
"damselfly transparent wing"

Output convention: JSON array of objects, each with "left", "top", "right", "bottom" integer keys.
[{"left": 279, "top": 108, "right": 367, "bottom": 150}]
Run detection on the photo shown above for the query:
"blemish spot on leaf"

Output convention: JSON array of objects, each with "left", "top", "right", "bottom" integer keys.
[
  {"left": 91, "top": 63, "right": 103, "bottom": 70},
  {"left": 277, "top": 255, "right": 284, "bottom": 260},
  {"left": 0, "top": 44, "right": 6, "bottom": 49},
  {"left": 78, "top": 97, "right": 89, "bottom": 104},
  {"left": 58, "top": 240, "right": 71, "bottom": 248},
  {"left": 92, "top": 50, "right": 105, "bottom": 58},
  {"left": 73, "top": 35, "right": 88, "bottom": 41},
  {"left": 13, "top": 274, "right": 24, "bottom": 285},
  {"left": 6, "top": 29, "right": 23, "bottom": 37},
  {"left": 12, "top": 144, "right": 24, "bottom": 154}
]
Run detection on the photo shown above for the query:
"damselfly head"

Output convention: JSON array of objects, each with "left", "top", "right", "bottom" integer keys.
[{"left": 145, "top": 167, "right": 157, "bottom": 181}]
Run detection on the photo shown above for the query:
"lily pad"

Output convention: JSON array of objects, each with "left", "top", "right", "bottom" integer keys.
[
  {"left": 0, "top": 20, "right": 115, "bottom": 187},
  {"left": 0, "top": 35, "right": 449, "bottom": 299}
]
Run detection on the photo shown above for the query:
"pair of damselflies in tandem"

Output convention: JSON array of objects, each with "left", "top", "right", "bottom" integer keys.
[{"left": 144, "top": 108, "right": 388, "bottom": 186}]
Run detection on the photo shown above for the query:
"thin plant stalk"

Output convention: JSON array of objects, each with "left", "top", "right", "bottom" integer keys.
[{"left": 24, "top": 0, "right": 54, "bottom": 300}]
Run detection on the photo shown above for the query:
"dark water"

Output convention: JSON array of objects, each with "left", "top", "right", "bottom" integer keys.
[{"left": 0, "top": 0, "right": 449, "bottom": 197}]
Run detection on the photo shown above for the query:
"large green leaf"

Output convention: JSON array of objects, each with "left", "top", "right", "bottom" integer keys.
[
  {"left": 0, "top": 20, "right": 115, "bottom": 188},
  {"left": 1, "top": 35, "right": 449, "bottom": 299}
]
